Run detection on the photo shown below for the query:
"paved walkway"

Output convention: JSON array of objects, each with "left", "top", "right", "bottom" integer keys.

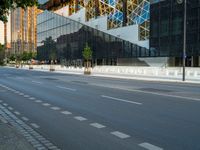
[
  {"left": 0, "top": 121, "right": 34, "bottom": 150},
  {"left": 5, "top": 65, "right": 200, "bottom": 84}
]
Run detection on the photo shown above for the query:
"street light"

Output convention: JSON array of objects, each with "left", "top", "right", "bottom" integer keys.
[{"left": 177, "top": 0, "right": 187, "bottom": 81}]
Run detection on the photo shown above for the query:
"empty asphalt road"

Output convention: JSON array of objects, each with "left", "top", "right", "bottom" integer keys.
[{"left": 0, "top": 67, "right": 200, "bottom": 150}]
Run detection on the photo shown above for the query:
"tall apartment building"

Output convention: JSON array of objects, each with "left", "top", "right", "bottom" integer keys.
[
  {"left": 11, "top": 7, "right": 37, "bottom": 55},
  {"left": 0, "top": 22, "right": 4, "bottom": 45}
]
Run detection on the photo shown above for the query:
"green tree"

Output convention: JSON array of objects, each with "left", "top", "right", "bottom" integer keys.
[
  {"left": 16, "top": 54, "right": 22, "bottom": 63},
  {"left": 9, "top": 54, "right": 16, "bottom": 61},
  {"left": 0, "top": 44, "right": 5, "bottom": 65},
  {"left": 0, "top": 0, "right": 38, "bottom": 22},
  {"left": 21, "top": 51, "right": 28, "bottom": 62},
  {"left": 32, "top": 51, "right": 37, "bottom": 59},
  {"left": 82, "top": 43, "right": 93, "bottom": 73}
]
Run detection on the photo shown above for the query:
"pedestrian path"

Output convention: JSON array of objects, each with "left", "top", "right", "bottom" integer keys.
[{"left": 4, "top": 65, "right": 200, "bottom": 84}]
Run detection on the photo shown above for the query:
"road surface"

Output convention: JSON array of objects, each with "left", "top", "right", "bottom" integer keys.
[{"left": 0, "top": 67, "right": 200, "bottom": 150}]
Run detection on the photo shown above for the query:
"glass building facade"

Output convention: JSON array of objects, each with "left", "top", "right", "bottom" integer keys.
[
  {"left": 37, "top": 11, "right": 149, "bottom": 66},
  {"left": 38, "top": 0, "right": 150, "bottom": 41},
  {"left": 150, "top": 0, "right": 200, "bottom": 66}
]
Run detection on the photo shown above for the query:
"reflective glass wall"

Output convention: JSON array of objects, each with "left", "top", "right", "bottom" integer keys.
[
  {"left": 150, "top": 0, "right": 200, "bottom": 66},
  {"left": 37, "top": 11, "right": 149, "bottom": 65}
]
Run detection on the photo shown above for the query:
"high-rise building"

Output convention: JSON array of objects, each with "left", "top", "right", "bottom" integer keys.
[
  {"left": 0, "top": 15, "right": 11, "bottom": 57},
  {"left": 0, "top": 15, "right": 11, "bottom": 46},
  {"left": 11, "top": 7, "right": 37, "bottom": 55},
  {"left": 0, "top": 22, "right": 4, "bottom": 44}
]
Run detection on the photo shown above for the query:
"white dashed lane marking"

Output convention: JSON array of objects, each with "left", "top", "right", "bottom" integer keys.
[
  {"left": 3, "top": 103, "right": 8, "bottom": 106},
  {"left": 29, "top": 97, "right": 35, "bottom": 100},
  {"left": 16, "top": 77, "right": 23, "bottom": 80},
  {"left": 42, "top": 103, "right": 51, "bottom": 106},
  {"left": 139, "top": 143, "right": 163, "bottom": 150},
  {"left": 0, "top": 116, "right": 8, "bottom": 124},
  {"left": 61, "top": 111, "right": 72, "bottom": 115},
  {"left": 31, "top": 81, "right": 43, "bottom": 84},
  {"left": 90, "top": 123, "right": 106, "bottom": 129},
  {"left": 74, "top": 116, "right": 87, "bottom": 121},
  {"left": 24, "top": 95, "right": 30, "bottom": 98},
  {"left": 101, "top": 95, "right": 142, "bottom": 105},
  {"left": 111, "top": 131, "right": 130, "bottom": 139},
  {"left": 30, "top": 123, "right": 40, "bottom": 129},
  {"left": 51, "top": 107, "right": 61, "bottom": 110},
  {"left": 56, "top": 85, "right": 77, "bottom": 92},
  {"left": 14, "top": 111, "right": 21, "bottom": 115},
  {"left": 8, "top": 107, "right": 13, "bottom": 110},
  {"left": 35, "top": 100, "right": 42, "bottom": 103},
  {"left": 21, "top": 117, "right": 29, "bottom": 121}
]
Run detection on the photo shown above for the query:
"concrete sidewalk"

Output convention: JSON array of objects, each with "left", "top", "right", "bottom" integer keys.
[{"left": 0, "top": 121, "right": 34, "bottom": 150}]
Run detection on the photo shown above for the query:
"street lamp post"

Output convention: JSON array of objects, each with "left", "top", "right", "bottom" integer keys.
[
  {"left": 177, "top": 0, "right": 187, "bottom": 81},
  {"left": 182, "top": 0, "right": 187, "bottom": 81}
]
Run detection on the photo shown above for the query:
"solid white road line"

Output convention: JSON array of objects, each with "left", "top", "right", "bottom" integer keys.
[
  {"left": 74, "top": 116, "right": 87, "bottom": 121},
  {"left": 90, "top": 123, "right": 106, "bottom": 129},
  {"left": 21, "top": 117, "right": 29, "bottom": 121},
  {"left": 108, "top": 86, "right": 200, "bottom": 103},
  {"left": 139, "top": 142, "right": 163, "bottom": 150},
  {"left": 111, "top": 131, "right": 130, "bottom": 139},
  {"left": 30, "top": 123, "right": 40, "bottom": 129},
  {"left": 51, "top": 107, "right": 61, "bottom": 110},
  {"left": 101, "top": 95, "right": 142, "bottom": 105},
  {"left": 56, "top": 85, "right": 76, "bottom": 92},
  {"left": 42, "top": 103, "right": 51, "bottom": 106},
  {"left": 61, "top": 111, "right": 72, "bottom": 115},
  {"left": 32, "top": 81, "right": 42, "bottom": 84}
]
